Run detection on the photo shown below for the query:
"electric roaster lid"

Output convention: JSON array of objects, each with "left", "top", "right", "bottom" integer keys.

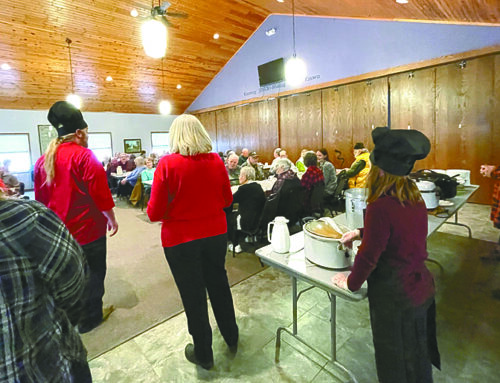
[{"left": 304, "top": 220, "right": 342, "bottom": 239}]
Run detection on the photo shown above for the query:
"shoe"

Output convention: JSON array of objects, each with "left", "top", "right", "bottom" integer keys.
[
  {"left": 234, "top": 245, "right": 242, "bottom": 253},
  {"left": 184, "top": 344, "right": 214, "bottom": 370},
  {"left": 228, "top": 342, "right": 238, "bottom": 354},
  {"left": 228, "top": 243, "right": 234, "bottom": 252},
  {"left": 78, "top": 305, "right": 115, "bottom": 334}
]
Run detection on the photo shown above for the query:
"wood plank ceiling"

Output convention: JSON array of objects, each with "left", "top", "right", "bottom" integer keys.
[{"left": 0, "top": 0, "right": 498, "bottom": 115}]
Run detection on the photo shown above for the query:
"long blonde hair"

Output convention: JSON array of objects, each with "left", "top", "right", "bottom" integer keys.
[
  {"left": 43, "top": 133, "right": 76, "bottom": 184},
  {"left": 366, "top": 165, "right": 422, "bottom": 205},
  {"left": 169, "top": 114, "right": 212, "bottom": 156}
]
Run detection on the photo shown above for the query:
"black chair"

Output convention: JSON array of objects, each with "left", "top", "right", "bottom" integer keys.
[
  {"left": 276, "top": 178, "right": 304, "bottom": 227},
  {"left": 232, "top": 192, "right": 281, "bottom": 259},
  {"left": 302, "top": 181, "right": 325, "bottom": 220},
  {"left": 324, "top": 171, "right": 349, "bottom": 216}
]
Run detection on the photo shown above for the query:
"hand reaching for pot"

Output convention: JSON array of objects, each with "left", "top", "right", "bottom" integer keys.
[{"left": 340, "top": 229, "right": 360, "bottom": 249}]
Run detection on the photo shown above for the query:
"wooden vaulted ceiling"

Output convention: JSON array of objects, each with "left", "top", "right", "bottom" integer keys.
[{"left": 0, "top": 0, "right": 498, "bottom": 115}]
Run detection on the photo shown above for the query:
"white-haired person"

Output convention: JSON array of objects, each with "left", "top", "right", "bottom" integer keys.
[
  {"left": 238, "top": 148, "right": 249, "bottom": 166},
  {"left": 226, "top": 153, "right": 241, "bottom": 186},
  {"left": 333, "top": 127, "right": 440, "bottom": 383},
  {"left": 116, "top": 156, "right": 146, "bottom": 198},
  {"left": 270, "top": 158, "right": 299, "bottom": 195},
  {"left": 147, "top": 114, "right": 238, "bottom": 370},
  {"left": 0, "top": 188, "right": 91, "bottom": 382},
  {"left": 34, "top": 101, "right": 118, "bottom": 334},
  {"left": 227, "top": 166, "right": 266, "bottom": 253}
]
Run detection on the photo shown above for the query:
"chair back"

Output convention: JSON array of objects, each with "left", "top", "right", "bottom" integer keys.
[
  {"left": 257, "top": 192, "right": 281, "bottom": 234},
  {"left": 276, "top": 178, "right": 304, "bottom": 225},
  {"left": 309, "top": 181, "right": 325, "bottom": 215},
  {"left": 325, "top": 171, "right": 349, "bottom": 215}
]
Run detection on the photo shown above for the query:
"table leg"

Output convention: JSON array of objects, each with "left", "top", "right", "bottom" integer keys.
[
  {"left": 443, "top": 211, "right": 472, "bottom": 238},
  {"left": 292, "top": 276, "right": 298, "bottom": 335}
]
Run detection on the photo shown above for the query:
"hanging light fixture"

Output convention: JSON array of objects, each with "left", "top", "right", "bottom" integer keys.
[
  {"left": 65, "top": 38, "right": 82, "bottom": 109},
  {"left": 285, "top": 0, "right": 307, "bottom": 87},
  {"left": 158, "top": 59, "right": 172, "bottom": 115},
  {"left": 141, "top": 1, "right": 168, "bottom": 58}
]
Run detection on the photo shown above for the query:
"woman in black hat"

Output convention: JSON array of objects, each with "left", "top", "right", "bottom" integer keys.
[{"left": 333, "top": 127, "right": 440, "bottom": 383}]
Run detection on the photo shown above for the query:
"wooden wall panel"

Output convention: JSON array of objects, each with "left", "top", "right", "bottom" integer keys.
[
  {"left": 389, "top": 68, "right": 436, "bottom": 170},
  {"left": 279, "top": 91, "right": 323, "bottom": 164},
  {"left": 213, "top": 99, "right": 278, "bottom": 163},
  {"left": 494, "top": 55, "right": 500, "bottom": 175},
  {"left": 436, "top": 56, "right": 495, "bottom": 203},
  {"left": 322, "top": 86, "right": 354, "bottom": 169},
  {"left": 351, "top": 77, "right": 388, "bottom": 159},
  {"left": 196, "top": 111, "right": 217, "bottom": 151}
]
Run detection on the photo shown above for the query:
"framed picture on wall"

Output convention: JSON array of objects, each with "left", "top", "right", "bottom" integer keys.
[
  {"left": 123, "top": 138, "right": 142, "bottom": 154},
  {"left": 38, "top": 124, "right": 58, "bottom": 154}
]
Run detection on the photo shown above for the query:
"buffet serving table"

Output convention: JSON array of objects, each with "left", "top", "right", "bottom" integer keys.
[{"left": 255, "top": 184, "right": 479, "bottom": 382}]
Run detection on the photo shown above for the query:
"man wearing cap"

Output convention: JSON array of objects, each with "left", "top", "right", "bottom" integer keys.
[
  {"left": 34, "top": 101, "right": 118, "bottom": 334},
  {"left": 344, "top": 142, "right": 371, "bottom": 188},
  {"left": 241, "top": 151, "right": 265, "bottom": 180},
  {"left": 333, "top": 127, "right": 440, "bottom": 382}
]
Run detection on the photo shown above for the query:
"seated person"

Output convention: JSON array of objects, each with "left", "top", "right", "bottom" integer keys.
[
  {"left": 345, "top": 143, "right": 371, "bottom": 188},
  {"left": 117, "top": 156, "right": 146, "bottom": 197},
  {"left": 301, "top": 152, "right": 325, "bottom": 213},
  {"left": 141, "top": 157, "right": 155, "bottom": 183},
  {"left": 270, "top": 149, "right": 296, "bottom": 174},
  {"left": 238, "top": 148, "right": 249, "bottom": 166},
  {"left": 295, "top": 149, "right": 309, "bottom": 173},
  {"left": 226, "top": 166, "right": 266, "bottom": 253},
  {"left": 0, "top": 163, "right": 21, "bottom": 197},
  {"left": 241, "top": 151, "right": 265, "bottom": 180},
  {"left": 317, "top": 148, "right": 337, "bottom": 197},
  {"left": 226, "top": 154, "right": 241, "bottom": 186},
  {"left": 270, "top": 159, "right": 299, "bottom": 195}
]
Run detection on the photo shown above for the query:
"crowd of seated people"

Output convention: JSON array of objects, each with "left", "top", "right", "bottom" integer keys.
[{"left": 0, "top": 159, "right": 24, "bottom": 197}]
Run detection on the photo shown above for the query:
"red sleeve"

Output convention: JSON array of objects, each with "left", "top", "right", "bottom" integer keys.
[
  {"left": 147, "top": 158, "right": 169, "bottom": 222},
  {"left": 81, "top": 150, "right": 114, "bottom": 211},
  {"left": 347, "top": 200, "right": 390, "bottom": 291},
  {"left": 34, "top": 156, "right": 50, "bottom": 205},
  {"left": 220, "top": 160, "right": 233, "bottom": 208}
]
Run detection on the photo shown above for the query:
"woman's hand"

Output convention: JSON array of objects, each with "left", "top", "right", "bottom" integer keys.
[
  {"left": 121, "top": 178, "right": 127, "bottom": 185},
  {"left": 332, "top": 273, "right": 349, "bottom": 290},
  {"left": 340, "top": 229, "right": 360, "bottom": 249}
]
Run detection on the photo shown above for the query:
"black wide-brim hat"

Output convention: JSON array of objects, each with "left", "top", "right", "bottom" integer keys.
[
  {"left": 369, "top": 127, "right": 430, "bottom": 176},
  {"left": 47, "top": 101, "right": 88, "bottom": 137}
]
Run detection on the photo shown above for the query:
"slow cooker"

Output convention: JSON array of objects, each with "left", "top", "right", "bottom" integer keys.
[{"left": 416, "top": 180, "right": 439, "bottom": 209}]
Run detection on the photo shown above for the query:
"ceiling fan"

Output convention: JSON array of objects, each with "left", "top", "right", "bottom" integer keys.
[{"left": 144, "top": 1, "right": 188, "bottom": 27}]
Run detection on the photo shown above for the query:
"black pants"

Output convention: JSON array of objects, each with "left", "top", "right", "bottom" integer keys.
[
  {"left": 79, "top": 236, "right": 107, "bottom": 332},
  {"left": 164, "top": 233, "right": 238, "bottom": 363},
  {"left": 71, "top": 359, "right": 92, "bottom": 383},
  {"left": 117, "top": 182, "right": 133, "bottom": 198}
]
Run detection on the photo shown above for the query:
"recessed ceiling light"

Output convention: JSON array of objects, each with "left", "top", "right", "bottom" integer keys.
[
  {"left": 176, "top": 84, "right": 182, "bottom": 89},
  {"left": 396, "top": 0, "right": 408, "bottom": 3},
  {"left": 159, "top": 100, "right": 172, "bottom": 115},
  {"left": 277, "top": 0, "right": 284, "bottom": 3},
  {"left": 1, "top": 63, "right": 11, "bottom": 70},
  {"left": 213, "top": 33, "right": 220, "bottom": 40},
  {"left": 106, "top": 76, "right": 113, "bottom": 82},
  {"left": 130, "top": 8, "right": 139, "bottom": 17}
]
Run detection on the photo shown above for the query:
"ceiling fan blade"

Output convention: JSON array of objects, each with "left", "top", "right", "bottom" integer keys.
[
  {"left": 164, "top": 12, "right": 188, "bottom": 18},
  {"left": 159, "top": 1, "right": 171, "bottom": 12},
  {"left": 161, "top": 16, "right": 173, "bottom": 27}
]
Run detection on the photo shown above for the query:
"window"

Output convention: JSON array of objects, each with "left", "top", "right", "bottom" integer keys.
[
  {"left": 88, "top": 132, "right": 113, "bottom": 163},
  {"left": 0, "top": 133, "right": 32, "bottom": 172},
  {"left": 151, "top": 132, "right": 169, "bottom": 155}
]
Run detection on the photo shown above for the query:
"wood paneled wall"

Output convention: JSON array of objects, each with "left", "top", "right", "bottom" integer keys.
[
  {"left": 195, "top": 52, "right": 500, "bottom": 204},
  {"left": 279, "top": 91, "right": 322, "bottom": 163},
  {"left": 214, "top": 99, "right": 278, "bottom": 163}
]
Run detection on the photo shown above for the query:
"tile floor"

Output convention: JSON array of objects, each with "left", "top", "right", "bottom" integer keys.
[{"left": 89, "top": 203, "right": 499, "bottom": 382}]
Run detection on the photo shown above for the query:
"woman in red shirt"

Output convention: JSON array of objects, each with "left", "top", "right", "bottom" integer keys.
[
  {"left": 333, "top": 127, "right": 440, "bottom": 383},
  {"left": 147, "top": 114, "right": 237, "bottom": 370}
]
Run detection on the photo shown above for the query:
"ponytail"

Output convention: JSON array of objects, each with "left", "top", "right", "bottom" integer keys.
[{"left": 43, "top": 133, "right": 75, "bottom": 184}]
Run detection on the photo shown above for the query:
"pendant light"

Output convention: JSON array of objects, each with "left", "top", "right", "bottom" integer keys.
[
  {"left": 158, "top": 59, "right": 172, "bottom": 115},
  {"left": 141, "top": 1, "right": 168, "bottom": 58},
  {"left": 65, "top": 38, "right": 82, "bottom": 109},
  {"left": 285, "top": 0, "right": 307, "bottom": 87}
]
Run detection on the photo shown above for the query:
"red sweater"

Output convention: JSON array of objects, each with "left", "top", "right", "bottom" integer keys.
[
  {"left": 34, "top": 142, "right": 115, "bottom": 245},
  {"left": 347, "top": 195, "right": 435, "bottom": 307},
  {"left": 147, "top": 152, "right": 233, "bottom": 247}
]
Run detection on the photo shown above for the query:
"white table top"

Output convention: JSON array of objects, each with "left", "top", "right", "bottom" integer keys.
[{"left": 231, "top": 178, "right": 276, "bottom": 194}]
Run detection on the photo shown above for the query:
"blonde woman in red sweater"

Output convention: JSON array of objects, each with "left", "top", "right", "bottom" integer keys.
[{"left": 147, "top": 114, "right": 237, "bottom": 370}]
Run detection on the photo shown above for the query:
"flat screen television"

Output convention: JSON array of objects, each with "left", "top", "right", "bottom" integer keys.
[{"left": 258, "top": 58, "right": 285, "bottom": 87}]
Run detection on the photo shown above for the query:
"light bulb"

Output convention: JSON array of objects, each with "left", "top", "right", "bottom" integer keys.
[
  {"left": 159, "top": 100, "right": 172, "bottom": 115},
  {"left": 285, "top": 56, "right": 307, "bottom": 87},
  {"left": 141, "top": 19, "right": 167, "bottom": 58},
  {"left": 176, "top": 84, "right": 182, "bottom": 89},
  {"left": 1, "top": 63, "right": 11, "bottom": 70},
  {"left": 130, "top": 8, "right": 139, "bottom": 17},
  {"left": 66, "top": 94, "right": 82, "bottom": 109},
  {"left": 213, "top": 33, "right": 219, "bottom": 39},
  {"left": 106, "top": 76, "right": 113, "bottom": 82}
]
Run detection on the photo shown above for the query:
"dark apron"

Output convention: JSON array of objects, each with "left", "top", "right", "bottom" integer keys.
[{"left": 367, "top": 260, "right": 441, "bottom": 383}]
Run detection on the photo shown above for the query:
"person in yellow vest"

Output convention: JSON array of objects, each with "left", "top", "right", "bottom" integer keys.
[{"left": 346, "top": 143, "right": 371, "bottom": 188}]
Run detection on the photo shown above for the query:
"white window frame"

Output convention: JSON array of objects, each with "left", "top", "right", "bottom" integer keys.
[
  {"left": 151, "top": 131, "right": 169, "bottom": 155},
  {"left": 88, "top": 132, "right": 113, "bottom": 163},
  {"left": 0, "top": 133, "right": 32, "bottom": 173}
]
